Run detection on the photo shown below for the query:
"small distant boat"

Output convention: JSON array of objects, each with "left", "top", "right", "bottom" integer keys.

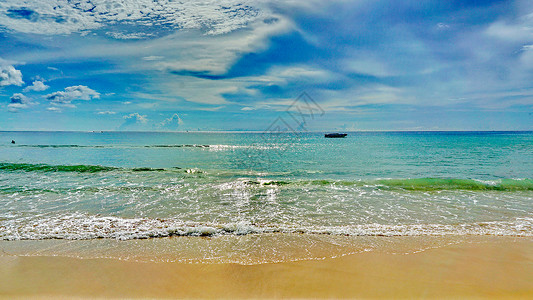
[{"left": 325, "top": 133, "right": 347, "bottom": 138}]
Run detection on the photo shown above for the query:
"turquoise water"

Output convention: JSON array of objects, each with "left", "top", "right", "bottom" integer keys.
[{"left": 0, "top": 131, "right": 532, "bottom": 240}]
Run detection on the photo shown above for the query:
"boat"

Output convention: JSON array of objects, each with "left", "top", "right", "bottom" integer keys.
[{"left": 325, "top": 133, "right": 347, "bottom": 138}]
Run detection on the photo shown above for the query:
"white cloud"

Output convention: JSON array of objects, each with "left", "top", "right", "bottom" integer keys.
[
  {"left": 0, "top": 0, "right": 266, "bottom": 36},
  {"left": 485, "top": 20, "right": 533, "bottom": 42},
  {"left": 140, "top": 64, "right": 334, "bottom": 107},
  {"left": 23, "top": 80, "right": 49, "bottom": 92},
  {"left": 152, "top": 15, "right": 292, "bottom": 76},
  {"left": 151, "top": 75, "right": 245, "bottom": 105},
  {"left": 120, "top": 112, "right": 148, "bottom": 130},
  {"left": 7, "top": 93, "right": 35, "bottom": 112},
  {"left": 253, "top": 65, "right": 336, "bottom": 84},
  {"left": 142, "top": 56, "right": 164, "bottom": 61},
  {"left": 106, "top": 32, "right": 154, "bottom": 40},
  {"left": 484, "top": 4, "right": 533, "bottom": 45},
  {"left": 158, "top": 113, "right": 183, "bottom": 130},
  {"left": 275, "top": 66, "right": 334, "bottom": 81},
  {"left": 454, "top": 6, "right": 533, "bottom": 97},
  {"left": 97, "top": 110, "right": 116, "bottom": 115},
  {"left": 436, "top": 23, "right": 450, "bottom": 30},
  {"left": 0, "top": 65, "right": 23, "bottom": 87},
  {"left": 123, "top": 113, "right": 147, "bottom": 123},
  {"left": 45, "top": 85, "right": 100, "bottom": 107},
  {"left": 6, "top": 10, "right": 293, "bottom": 81},
  {"left": 46, "top": 106, "right": 61, "bottom": 112},
  {"left": 0, "top": 2, "right": 295, "bottom": 112},
  {"left": 250, "top": 85, "right": 414, "bottom": 113}
]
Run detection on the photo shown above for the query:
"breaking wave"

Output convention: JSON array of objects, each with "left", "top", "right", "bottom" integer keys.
[
  {"left": 1, "top": 214, "right": 532, "bottom": 240},
  {"left": 1, "top": 162, "right": 533, "bottom": 191},
  {"left": 6, "top": 144, "right": 276, "bottom": 150}
]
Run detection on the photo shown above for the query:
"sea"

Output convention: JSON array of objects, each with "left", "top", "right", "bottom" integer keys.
[{"left": 0, "top": 131, "right": 532, "bottom": 263}]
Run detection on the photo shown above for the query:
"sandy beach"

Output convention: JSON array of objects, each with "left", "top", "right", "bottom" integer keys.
[{"left": 1, "top": 237, "right": 532, "bottom": 299}]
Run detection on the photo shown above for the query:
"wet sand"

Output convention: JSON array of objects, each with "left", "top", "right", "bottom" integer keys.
[{"left": 1, "top": 237, "right": 532, "bottom": 299}]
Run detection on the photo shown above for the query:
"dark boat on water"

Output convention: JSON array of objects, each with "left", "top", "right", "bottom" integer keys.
[{"left": 325, "top": 133, "right": 347, "bottom": 138}]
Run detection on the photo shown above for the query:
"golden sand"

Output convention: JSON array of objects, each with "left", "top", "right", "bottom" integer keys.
[{"left": 1, "top": 237, "right": 532, "bottom": 299}]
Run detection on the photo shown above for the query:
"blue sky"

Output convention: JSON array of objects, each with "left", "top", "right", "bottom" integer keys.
[{"left": 0, "top": 0, "right": 532, "bottom": 131}]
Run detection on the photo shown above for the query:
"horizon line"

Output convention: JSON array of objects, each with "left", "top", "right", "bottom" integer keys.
[{"left": 1, "top": 130, "right": 533, "bottom": 133}]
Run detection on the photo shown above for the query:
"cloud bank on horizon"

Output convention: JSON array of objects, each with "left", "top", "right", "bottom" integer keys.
[{"left": 0, "top": 0, "right": 532, "bottom": 131}]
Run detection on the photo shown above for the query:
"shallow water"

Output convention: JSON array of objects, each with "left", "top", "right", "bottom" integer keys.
[{"left": 0, "top": 131, "right": 532, "bottom": 262}]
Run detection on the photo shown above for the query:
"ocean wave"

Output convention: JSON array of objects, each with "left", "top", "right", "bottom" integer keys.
[
  {"left": 1, "top": 214, "right": 532, "bottom": 240},
  {"left": 7, "top": 144, "right": 210, "bottom": 148},
  {"left": 5, "top": 144, "right": 278, "bottom": 150},
  {"left": 0, "top": 163, "right": 191, "bottom": 173},
  {"left": 1, "top": 162, "right": 533, "bottom": 191},
  {"left": 0, "top": 162, "right": 119, "bottom": 173},
  {"left": 250, "top": 178, "right": 533, "bottom": 191}
]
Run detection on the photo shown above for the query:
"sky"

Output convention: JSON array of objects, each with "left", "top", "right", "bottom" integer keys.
[{"left": 0, "top": 0, "right": 532, "bottom": 131}]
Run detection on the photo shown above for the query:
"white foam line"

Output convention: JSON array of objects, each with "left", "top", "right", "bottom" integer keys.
[{"left": 1, "top": 214, "right": 532, "bottom": 241}]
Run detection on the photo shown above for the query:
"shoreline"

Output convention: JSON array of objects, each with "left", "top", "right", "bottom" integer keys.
[{"left": 1, "top": 236, "right": 532, "bottom": 299}]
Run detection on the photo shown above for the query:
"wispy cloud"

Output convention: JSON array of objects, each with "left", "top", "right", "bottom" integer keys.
[
  {"left": 153, "top": 16, "right": 292, "bottom": 76},
  {"left": 142, "top": 56, "right": 164, "bottom": 61},
  {"left": 1, "top": 0, "right": 533, "bottom": 130}
]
